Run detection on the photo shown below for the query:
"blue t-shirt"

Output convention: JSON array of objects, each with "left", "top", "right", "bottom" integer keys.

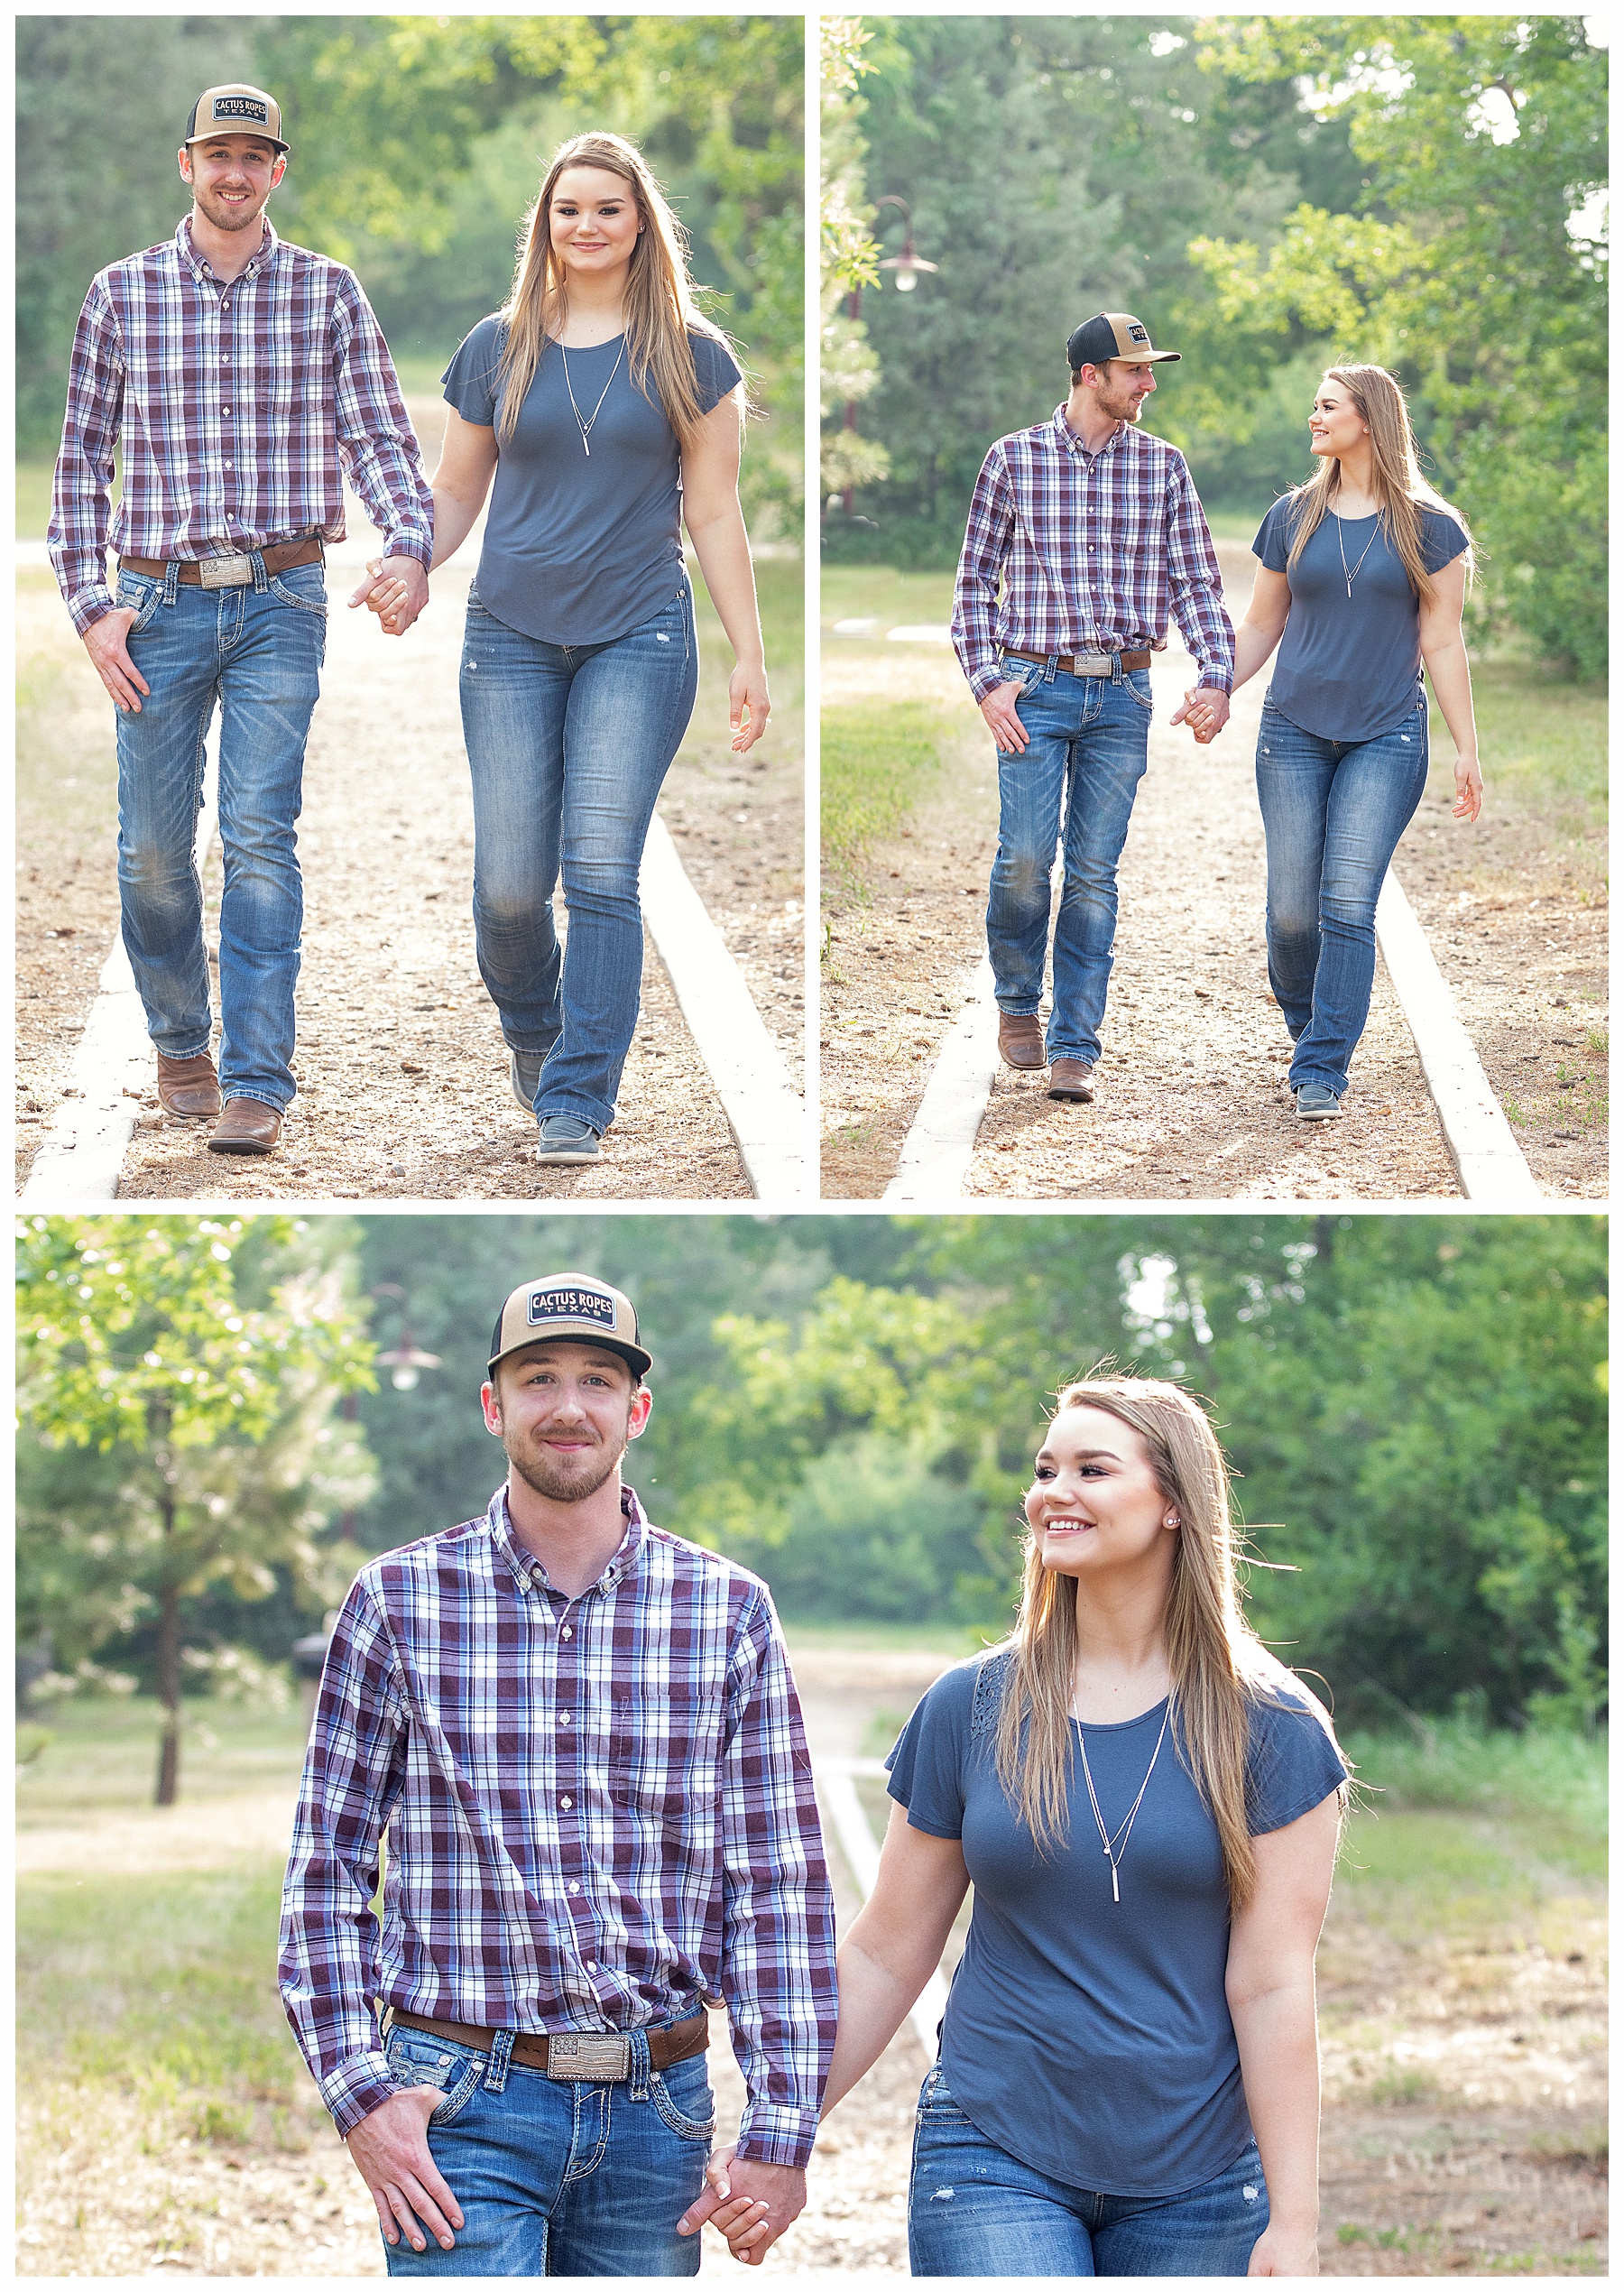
[
  {"left": 442, "top": 319, "right": 742, "bottom": 647},
  {"left": 1254, "top": 494, "right": 1468, "bottom": 743},
  {"left": 886, "top": 1652, "right": 1346, "bottom": 2198}
]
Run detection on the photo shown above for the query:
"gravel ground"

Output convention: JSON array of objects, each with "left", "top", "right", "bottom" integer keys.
[
  {"left": 820, "top": 546, "right": 1603, "bottom": 1202},
  {"left": 16, "top": 398, "right": 803, "bottom": 1203}
]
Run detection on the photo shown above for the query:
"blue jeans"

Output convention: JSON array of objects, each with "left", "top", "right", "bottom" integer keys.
[
  {"left": 115, "top": 558, "right": 328, "bottom": 1111},
  {"left": 1254, "top": 692, "right": 1430, "bottom": 1095},
  {"left": 985, "top": 659, "right": 1152, "bottom": 1067},
  {"left": 460, "top": 580, "right": 699, "bottom": 1134},
  {"left": 380, "top": 2017, "right": 714, "bottom": 2277},
  {"left": 908, "top": 2068, "right": 1269, "bottom": 2278}
]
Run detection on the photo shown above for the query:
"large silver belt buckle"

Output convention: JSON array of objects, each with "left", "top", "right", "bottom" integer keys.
[
  {"left": 548, "top": 2033, "right": 632, "bottom": 2083},
  {"left": 198, "top": 552, "right": 255, "bottom": 589}
]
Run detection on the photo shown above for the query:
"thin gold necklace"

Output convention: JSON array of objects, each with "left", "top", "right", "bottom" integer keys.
[{"left": 1076, "top": 1699, "right": 1170, "bottom": 1904}]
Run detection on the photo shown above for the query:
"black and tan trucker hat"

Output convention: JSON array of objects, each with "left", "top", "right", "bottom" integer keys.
[
  {"left": 488, "top": 1273, "right": 652, "bottom": 1383},
  {"left": 1066, "top": 312, "right": 1181, "bottom": 371},
  {"left": 186, "top": 85, "right": 290, "bottom": 152}
]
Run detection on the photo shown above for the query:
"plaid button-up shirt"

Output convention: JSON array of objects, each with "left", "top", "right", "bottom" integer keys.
[
  {"left": 49, "top": 217, "right": 434, "bottom": 635},
  {"left": 278, "top": 1486, "right": 836, "bottom": 2166},
  {"left": 952, "top": 410, "right": 1235, "bottom": 703}
]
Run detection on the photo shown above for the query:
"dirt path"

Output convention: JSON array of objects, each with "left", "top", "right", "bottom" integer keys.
[
  {"left": 820, "top": 548, "right": 1600, "bottom": 1201},
  {"left": 17, "top": 396, "right": 803, "bottom": 1202}
]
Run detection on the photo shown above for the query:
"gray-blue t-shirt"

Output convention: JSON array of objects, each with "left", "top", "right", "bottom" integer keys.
[
  {"left": 886, "top": 1652, "right": 1346, "bottom": 2197},
  {"left": 441, "top": 319, "right": 742, "bottom": 646},
  {"left": 1254, "top": 494, "right": 1468, "bottom": 743}
]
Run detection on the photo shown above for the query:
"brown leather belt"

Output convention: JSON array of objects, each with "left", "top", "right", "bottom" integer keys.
[
  {"left": 1003, "top": 646, "right": 1151, "bottom": 677},
  {"left": 389, "top": 2008, "right": 708, "bottom": 2083},
  {"left": 119, "top": 536, "right": 324, "bottom": 586}
]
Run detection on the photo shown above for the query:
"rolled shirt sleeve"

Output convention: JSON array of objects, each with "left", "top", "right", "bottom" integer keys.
[
  {"left": 277, "top": 1578, "right": 411, "bottom": 2137},
  {"left": 952, "top": 445, "right": 1017, "bottom": 703},
  {"left": 331, "top": 273, "right": 435, "bottom": 569},
  {"left": 716, "top": 1587, "right": 838, "bottom": 2167},
  {"left": 1165, "top": 455, "right": 1235, "bottom": 692},
  {"left": 48, "top": 277, "right": 125, "bottom": 634}
]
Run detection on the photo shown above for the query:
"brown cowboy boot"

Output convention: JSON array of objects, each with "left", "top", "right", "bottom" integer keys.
[
  {"left": 208, "top": 1098, "right": 283, "bottom": 1154},
  {"left": 997, "top": 1012, "right": 1046, "bottom": 1071},
  {"left": 156, "top": 1049, "right": 222, "bottom": 1120}
]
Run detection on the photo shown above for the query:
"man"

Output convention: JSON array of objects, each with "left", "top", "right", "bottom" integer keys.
[
  {"left": 951, "top": 312, "right": 1235, "bottom": 1103},
  {"left": 279, "top": 1272, "right": 836, "bottom": 2275},
  {"left": 48, "top": 85, "right": 434, "bottom": 1156}
]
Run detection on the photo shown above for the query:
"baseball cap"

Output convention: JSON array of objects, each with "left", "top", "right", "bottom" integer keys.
[
  {"left": 186, "top": 85, "right": 289, "bottom": 153},
  {"left": 487, "top": 1273, "right": 652, "bottom": 1383},
  {"left": 1067, "top": 312, "right": 1181, "bottom": 372}
]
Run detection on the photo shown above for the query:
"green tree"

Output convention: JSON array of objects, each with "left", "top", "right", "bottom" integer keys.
[
  {"left": 1187, "top": 16, "right": 1608, "bottom": 674},
  {"left": 15, "top": 1215, "right": 376, "bottom": 1804},
  {"left": 820, "top": 18, "right": 891, "bottom": 513}
]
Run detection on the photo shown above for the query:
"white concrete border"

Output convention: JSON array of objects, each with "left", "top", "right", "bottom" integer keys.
[
  {"left": 1374, "top": 869, "right": 1543, "bottom": 1201},
  {"left": 817, "top": 1760, "right": 948, "bottom": 2061},
  {"left": 882, "top": 960, "right": 1000, "bottom": 1202},
  {"left": 640, "top": 812, "right": 807, "bottom": 1199},
  {"left": 21, "top": 758, "right": 219, "bottom": 1205}
]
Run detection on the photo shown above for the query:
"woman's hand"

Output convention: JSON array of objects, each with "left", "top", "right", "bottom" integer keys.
[
  {"left": 1247, "top": 2221, "right": 1319, "bottom": 2275},
  {"left": 729, "top": 662, "right": 770, "bottom": 753},
  {"left": 1174, "top": 687, "right": 1218, "bottom": 744},
  {"left": 1453, "top": 751, "right": 1483, "bottom": 823},
  {"left": 675, "top": 2143, "right": 778, "bottom": 2264},
  {"left": 349, "top": 557, "right": 422, "bottom": 637}
]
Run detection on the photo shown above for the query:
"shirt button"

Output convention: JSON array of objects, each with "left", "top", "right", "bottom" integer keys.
[
  {"left": 224, "top": 461, "right": 232, "bottom": 470},
  {"left": 560, "top": 1797, "right": 572, "bottom": 1809},
  {"left": 586, "top": 1961, "right": 598, "bottom": 1973},
  {"left": 561, "top": 1625, "right": 573, "bottom": 1640},
  {"left": 568, "top": 1881, "right": 580, "bottom": 1896},
  {"left": 558, "top": 1713, "right": 571, "bottom": 1727}
]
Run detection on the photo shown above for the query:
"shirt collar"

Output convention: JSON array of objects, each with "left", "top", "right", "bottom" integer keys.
[
  {"left": 177, "top": 213, "right": 278, "bottom": 287},
  {"left": 1054, "top": 404, "right": 1125, "bottom": 460},
  {"left": 486, "top": 1482, "right": 648, "bottom": 1599}
]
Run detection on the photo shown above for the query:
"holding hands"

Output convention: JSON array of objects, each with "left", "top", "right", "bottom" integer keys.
[
  {"left": 677, "top": 2143, "right": 807, "bottom": 2267},
  {"left": 350, "top": 554, "right": 430, "bottom": 636},
  {"left": 1170, "top": 685, "right": 1231, "bottom": 744}
]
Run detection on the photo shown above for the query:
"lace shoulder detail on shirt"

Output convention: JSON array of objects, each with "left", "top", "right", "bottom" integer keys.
[{"left": 970, "top": 1648, "right": 1015, "bottom": 1738}]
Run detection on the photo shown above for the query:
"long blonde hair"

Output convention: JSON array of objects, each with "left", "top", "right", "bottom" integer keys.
[
  {"left": 992, "top": 1373, "right": 1345, "bottom": 1908},
  {"left": 494, "top": 130, "right": 734, "bottom": 451},
  {"left": 1284, "top": 363, "right": 1474, "bottom": 607}
]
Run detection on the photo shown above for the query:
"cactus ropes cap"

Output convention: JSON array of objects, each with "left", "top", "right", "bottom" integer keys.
[
  {"left": 185, "top": 85, "right": 290, "bottom": 152},
  {"left": 488, "top": 1273, "right": 652, "bottom": 1383},
  {"left": 1066, "top": 312, "right": 1181, "bottom": 371}
]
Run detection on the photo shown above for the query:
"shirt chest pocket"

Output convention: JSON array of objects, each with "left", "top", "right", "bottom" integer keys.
[
  {"left": 609, "top": 1698, "right": 728, "bottom": 1836},
  {"left": 252, "top": 330, "right": 329, "bottom": 418}
]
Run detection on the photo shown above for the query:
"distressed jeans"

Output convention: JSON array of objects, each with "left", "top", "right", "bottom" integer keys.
[
  {"left": 908, "top": 2067, "right": 1269, "bottom": 2277},
  {"left": 114, "top": 558, "right": 327, "bottom": 1111},
  {"left": 379, "top": 2014, "right": 713, "bottom": 2277},
  {"left": 1254, "top": 691, "right": 1430, "bottom": 1096},
  {"left": 984, "top": 658, "right": 1152, "bottom": 1067},
  {"left": 460, "top": 579, "right": 699, "bottom": 1135}
]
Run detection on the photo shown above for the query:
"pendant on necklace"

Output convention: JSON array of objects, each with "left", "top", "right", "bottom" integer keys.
[{"left": 1111, "top": 1862, "right": 1121, "bottom": 1904}]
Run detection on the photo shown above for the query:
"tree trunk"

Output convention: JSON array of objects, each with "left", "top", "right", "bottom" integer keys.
[{"left": 153, "top": 1487, "right": 181, "bottom": 1807}]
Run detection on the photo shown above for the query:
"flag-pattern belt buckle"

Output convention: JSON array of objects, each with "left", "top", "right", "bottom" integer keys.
[
  {"left": 198, "top": 553, "right": 256, "bottom": 588},
  {"left": 548, "top": 2033, "right": 632, "bottom": 2082}
]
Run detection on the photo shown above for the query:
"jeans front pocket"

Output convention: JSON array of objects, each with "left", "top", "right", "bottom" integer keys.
[
  {"left": 384, "top": 2030, "right": 486, "bottom": 2125},
  {"left": 117, "top": 577, "right": 164, "bottom": 635},
  {"left": 1122, "top": 666, "right": 1154, "bottom": 711},
  {"left": 649, "top": 2057, "right": 715, "bottom": 2141},
  {"left": 268, "top": 568, "right": 328, "bottom": 618}
]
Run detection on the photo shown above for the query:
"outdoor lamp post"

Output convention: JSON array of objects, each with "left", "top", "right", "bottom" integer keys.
[
  {"left": 840, "top": 194, "right": 937, "bottom": 518},
  {"left": 372, "top": 1280, "right": 443, "bottom": 1391}
]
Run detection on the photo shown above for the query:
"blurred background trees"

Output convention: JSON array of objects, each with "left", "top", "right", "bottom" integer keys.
[
  {"left": 17, "top": 14, "right": 804, "bottom": 533},
  {"left": 821, "top": 13, "right": 1606, "bottom": 678},
  {"left": 17, "top": 1213, "right": 1606, "bottom": 1740}
]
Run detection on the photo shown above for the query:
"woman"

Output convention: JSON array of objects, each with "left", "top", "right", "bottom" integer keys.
[
  {"left": 362, "top": 132, "right": 770, "bottom": 1166},
  {"left": 1185, "top": 365, "right": 1482, "bottom": 1123},
  {"left": 703, "top": 1374, "right": 1347, "bottom": 2275}
]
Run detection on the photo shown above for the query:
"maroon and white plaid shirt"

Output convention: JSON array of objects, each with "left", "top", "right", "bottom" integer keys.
[
  {"left": 278, "top": 1486, "right": 837, "bottom": 2165},
  {"left": 952, "top": 410, "right": 1235, "bottom": 702},
  {"left": 49, "top": 217, "right": 434, "bottom": 634}
]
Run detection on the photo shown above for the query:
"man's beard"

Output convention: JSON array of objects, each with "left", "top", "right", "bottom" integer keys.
[
  {"left": 195, "top": 186, "right": 266, "bottom": 235},
  {"left": 503, "top": 1418, "right": 629, "bottom": 1505}
]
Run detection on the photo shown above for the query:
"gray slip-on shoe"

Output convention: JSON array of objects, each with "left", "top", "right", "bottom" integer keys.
[
  {"left": 536, "top": 1114, "right": 602, "bottom": 1165},
  {"left": 1294, "top": 1081, "right": 1343, "bottom": 1121},
  {"left": 511, "top": 1047, "right": 544, "bottom": 1114}
]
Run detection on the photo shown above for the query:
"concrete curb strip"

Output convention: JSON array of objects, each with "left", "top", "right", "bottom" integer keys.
[
  {"left": 1373, "top": 870, "right": 1543, "bottom": 1201},
  {"left": 21, "top": 758, "right": 221, "bottom": 1205},
  {"left": 816, "top": 1765, "right": 948, "bottom": 2061},
  {"left": 882, "top": 960, "right": 1000, "bottom": 1202},
  {"left": 639, "top": 812, "right": 807, "bottom": 1199}
]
